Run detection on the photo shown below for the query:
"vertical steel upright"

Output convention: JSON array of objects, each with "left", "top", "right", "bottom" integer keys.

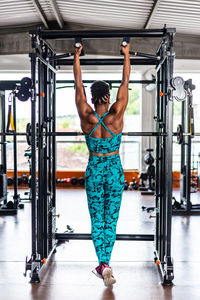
[
  {"left": 154, "top": 30, "right": 175, "bottom": 284},
  {"left": 27, "top": 35, "right": 57, "bottom": 281},
  {"left": 0, "top": 91, "right": 7, "bottom": 203}
]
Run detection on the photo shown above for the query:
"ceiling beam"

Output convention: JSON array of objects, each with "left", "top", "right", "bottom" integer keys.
[
  {"left": 49, "top": 0, "right": 64, "bottom": 29},
  {"left": 144, "top": 0, "right": 161, "bottom": 29},
  {"left": 32, "top": 0, "right": 49, "bottom": 29}
]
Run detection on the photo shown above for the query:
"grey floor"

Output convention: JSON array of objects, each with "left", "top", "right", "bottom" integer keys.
[{"left": 0, "top": 188, "right": 200, "bottom": 300}]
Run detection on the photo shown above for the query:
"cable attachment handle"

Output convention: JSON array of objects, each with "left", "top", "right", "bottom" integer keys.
[
  {"left": 120, "top": 37, "right": 130, "bottom": 55},
  {"left": 121, "top": 37, "right": 130, "bottom": 47},
  {"left": 74, "top": 38, "right": 85, "bottom": 56}
]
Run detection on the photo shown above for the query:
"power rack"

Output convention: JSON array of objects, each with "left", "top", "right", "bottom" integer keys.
[{"left": 24, "top": 27, "right": 176, "bottom": 285}]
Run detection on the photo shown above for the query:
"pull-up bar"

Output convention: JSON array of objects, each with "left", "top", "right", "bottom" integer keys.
[
  {"left": 30, "top": 28, "right": 176, "bottom": 39},
  {"left": 56, "top": 58, "right": 158, "bottom": 66}
]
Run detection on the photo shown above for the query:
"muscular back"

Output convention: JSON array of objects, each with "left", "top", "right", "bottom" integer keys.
[{"left": 81, "top": 109, "right": 124, "bottom": 138}]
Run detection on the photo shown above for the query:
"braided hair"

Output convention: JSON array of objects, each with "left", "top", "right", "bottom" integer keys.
[{"left": 90, "top": 81, "right": 110, "bottom": 105}]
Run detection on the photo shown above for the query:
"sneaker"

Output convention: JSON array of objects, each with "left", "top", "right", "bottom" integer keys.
[
  {"left": 92, "top": 263, "right": 104, "bottom": 279},
  {"left": 92, "top": 262, "right": 116, "bottom": 286}
]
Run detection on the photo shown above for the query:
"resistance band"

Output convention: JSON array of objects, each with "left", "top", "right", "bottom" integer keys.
[{"left": 6, "top": 92, "right": 15, "bottom": 132}]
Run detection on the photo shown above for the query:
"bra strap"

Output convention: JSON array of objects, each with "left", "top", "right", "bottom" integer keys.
[
  {"left": 89, "top": 111, "right": 115, "bottom": 137},
  {"left": 101, "top": 122, "right": 116, "bottom": 136},
  {"left": 88, "top": 119, "right": 102, "bottom": 136}
]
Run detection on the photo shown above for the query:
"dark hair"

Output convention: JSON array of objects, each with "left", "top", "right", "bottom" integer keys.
[{"left": 90, "top": 80, "right": 110, "bottom": 105}]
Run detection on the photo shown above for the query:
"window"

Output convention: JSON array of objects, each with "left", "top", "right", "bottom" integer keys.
[
  {"left": 1, "top": 72, "right": 141, "bottom": 171},
  {"left": 56, "top": 72, "right": 142, "bottom": 170}
]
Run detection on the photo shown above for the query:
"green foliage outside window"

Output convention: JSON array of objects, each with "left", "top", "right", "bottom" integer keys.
[
  {"left": 67, "top": 143, "right": 89, "bottom": 155},
  {"left": 109, "top": 84, "right": 140, "bottom": 115},
  {"left": 173, "top": 101, "right": 182, "bottom": 115}
]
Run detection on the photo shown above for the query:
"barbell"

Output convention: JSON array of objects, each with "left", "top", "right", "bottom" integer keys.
[{"left": 0, "top": 123, "right": 199, "bottom": 145}]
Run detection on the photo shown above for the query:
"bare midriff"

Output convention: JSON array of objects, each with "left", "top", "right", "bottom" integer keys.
[{"left": 89, "top": 150, "right": 119, "bottom": 156}]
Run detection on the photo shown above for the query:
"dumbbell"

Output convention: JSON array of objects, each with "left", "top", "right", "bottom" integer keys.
[
  {"left": 64, "top": 178, "right": 71, "bottom": 183},
  {"left": 129, "top": 180, "right": 138, "bottom": 190},
  {"left": 133, "top": 181, "right": 139, "bottom": 190},
  {"left": 7, "top": 177, "right": 14, "bottom": 186},
  {"left": 78, "top": 177, "right": 85, "bottom": 185},
  {"left": 17, "top": 177, "right": 23, "bottom": 186},
  {"left": 71, "top": 177, "right": 78, "bottom": 185},
  {"left": 124, "top": 180, "right": 129, "bottom": 190},
  {"left": 22, "top": 174, "right": 29, "bottom": 185},
  {"left": 5, "top": 201, "right": 14, "bottom": 209}
]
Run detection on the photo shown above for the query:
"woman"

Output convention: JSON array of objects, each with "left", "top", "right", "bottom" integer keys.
[{"left": 73, "top": 41, "right": 130, "bottom": 286}]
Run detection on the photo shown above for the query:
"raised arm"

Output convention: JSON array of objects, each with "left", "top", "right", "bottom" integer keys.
[
  {"left": 73, "top": 44, "right": 90, "bottom": 118},
  {"left": 110, "top": 43, "right": 131, "bottom": 117}
]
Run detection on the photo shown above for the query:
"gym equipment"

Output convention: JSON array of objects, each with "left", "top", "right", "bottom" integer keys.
[
  {"left": 16, "top": 77, "right": 32, "bottom": 102},
  {"left": 139, "top": 149, "right": 155, "bottom": 195},
  {"left": 142, "top": 206, "right": 155, "bottom": 213},
  {"left": 22, "top": 174, "right": 29, "bottom": 185},
  {"left": 139, "top": 173, "right": 147, "bottom": 188},
  {"left": 128, "top": 177, "right": 138, "bottom": 190},
  {"left": 124, "top": 180, "right": 129, "bottom": 190},
  {"left": 64, "top": 225, "right": 74, "bottom": 233},
  {"left": 0, "top": 165, "right": 7, "bottom": 201},
  {"left": 78, "top": 177, "right": 85, "bottom": 185},
  {"left": 6, "top": 92, "right": 15, "bottom": 132},
  {"left": 170, "top": 76, "right": 187, "bottom": 102},
  {"left": 70, "top": 177, "right": 78, "bottom": 185},
  {"left": 7, "top": 177, "right": 14, "bottom": 186},
  {"left": 0, "top": 81, "right": 29, "bottom": 214},
  {"left": 120, "top": 38, "right": 160, "bottom": 61},
  {"left": 18, "top": 27, "right": 177, "bottom": 285},
  {"left": 172, "top": 79, "right": 200, "bottom": 215}
]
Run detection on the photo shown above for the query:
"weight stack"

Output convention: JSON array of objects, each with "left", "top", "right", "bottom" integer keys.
[{"left": 0, "top": 173, "right": 7, "bottom": 201}]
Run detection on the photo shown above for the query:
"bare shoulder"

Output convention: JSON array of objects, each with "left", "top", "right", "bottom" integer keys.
[
  {"left": 106, "top": 109, "right": 124, "bottom": 133},
  {"left": 109, "top": 105, "right": 124, "bottom": 121}
]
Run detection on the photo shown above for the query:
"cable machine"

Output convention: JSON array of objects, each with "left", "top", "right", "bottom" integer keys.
[
  {"left": 0, "top": 82, "right": 24, "bottom": 215},
  {"left": 172, "top": 79, "right": 200, "bottom": 214},
  {"left": 18, "top": 27, "right": 178, "bottom": 285}
]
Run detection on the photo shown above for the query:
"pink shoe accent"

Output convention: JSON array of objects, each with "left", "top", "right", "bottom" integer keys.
[
  {"left": 97, "top": 262, "right": 111, "bottom": 276},
  {"left": 92, "top": 262, "right": 116, "bottom": 285}
]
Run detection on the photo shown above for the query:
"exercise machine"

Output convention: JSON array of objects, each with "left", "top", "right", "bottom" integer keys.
[{"left": 21, "top": 26, "right": 176, "bottom": 285}]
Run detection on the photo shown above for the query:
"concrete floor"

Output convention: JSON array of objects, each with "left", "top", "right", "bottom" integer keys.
[{"left": 0, "top": 188, "right": 200, "bottom": 300}]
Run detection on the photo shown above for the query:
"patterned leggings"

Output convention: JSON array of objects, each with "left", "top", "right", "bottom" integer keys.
[{"left": 85, "top": 154, "right": 124, "bottom": 265}]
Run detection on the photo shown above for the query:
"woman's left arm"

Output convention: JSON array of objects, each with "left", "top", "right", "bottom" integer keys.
[{"left": 73, "top": 44, "right": 89, "bottom": 118}]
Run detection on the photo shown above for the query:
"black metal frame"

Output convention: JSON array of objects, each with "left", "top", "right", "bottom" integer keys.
[
  {"left": 0, "top": 91, "right": 7, "bottom": 203},
  {"left": 24, "top": 27, "right": 176, "bottom": 285},
  {"left": 0, "top": 83, "right": 21, "bottom": 214},
  {"left": 173, "top": 80, "right": 200, "bottom": 215}
]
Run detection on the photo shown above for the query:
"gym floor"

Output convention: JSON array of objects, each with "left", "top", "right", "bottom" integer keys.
[{"left": 0, "top": 189, "right": 200, "bottom": 300}]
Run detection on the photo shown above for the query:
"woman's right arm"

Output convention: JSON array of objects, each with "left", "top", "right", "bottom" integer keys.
[{"left": 110, "top": 43, "right": 131, "bottom": 117}]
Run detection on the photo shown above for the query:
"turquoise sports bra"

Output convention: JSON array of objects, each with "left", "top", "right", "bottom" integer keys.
[{"left": 84, "top": 111, "right": 122, "bottom": 153}]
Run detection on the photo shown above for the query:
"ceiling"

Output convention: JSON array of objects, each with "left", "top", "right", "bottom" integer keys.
[{"left": 0, "top": 0, "right": 200, "bottom": 35}]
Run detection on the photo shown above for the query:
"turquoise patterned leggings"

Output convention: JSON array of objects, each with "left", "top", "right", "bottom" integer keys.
[{"left": 85, "top": 154, "right": 124, "bottom": 265}]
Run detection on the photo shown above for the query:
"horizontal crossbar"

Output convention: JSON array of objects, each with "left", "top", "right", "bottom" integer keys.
[
  {"left": 55, "top": 233, "right": 154, "bottom": 241},
  {"left": 31, "top": 29, "right": 173, "bottom": 39},
  {"left": 56, "top": 58, "right": 158, "bottom": 66},
  {"left": 1, "top": 131, "right": 200, "bottom": 137}
]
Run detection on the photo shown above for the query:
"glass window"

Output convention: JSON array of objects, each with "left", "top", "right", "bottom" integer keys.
[
  {"left": 1, "top": 72, "right": 141, "bottom": 170},
  {"left": 56, "top": 73, "right": 142, "bottom": 170}
]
